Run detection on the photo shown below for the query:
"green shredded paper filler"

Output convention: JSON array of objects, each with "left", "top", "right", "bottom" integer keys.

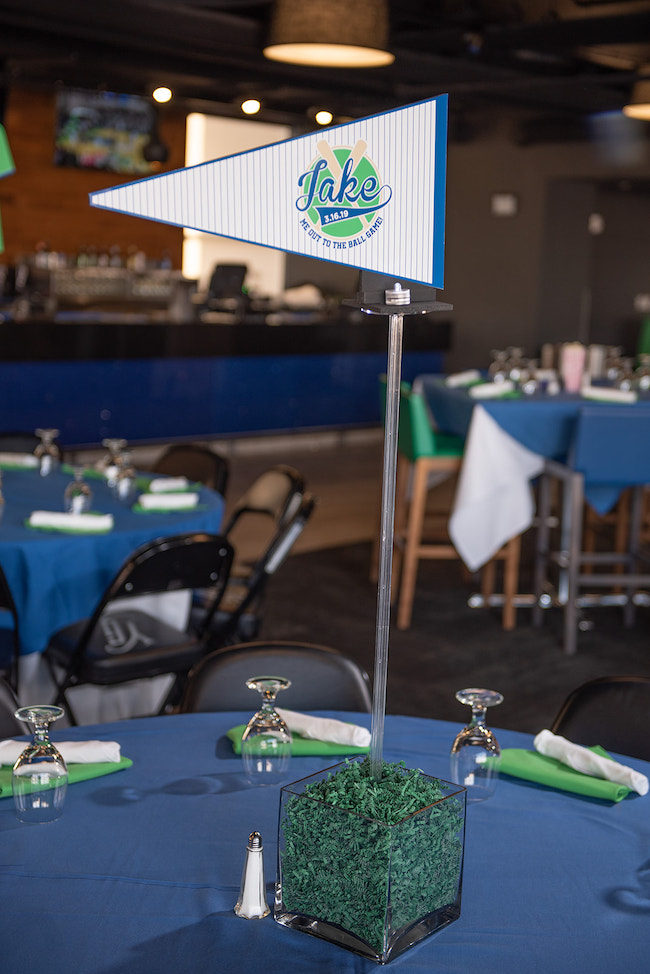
[{"left": 280, "top": 759, "right": 464, "bottom": 952}]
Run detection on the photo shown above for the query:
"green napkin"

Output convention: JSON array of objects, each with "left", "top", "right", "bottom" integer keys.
[
  {"left": 0, "top": 757, "right": 132, "bottom": 798},
  {"left": 499, "top": 745, "right": 631, "bottom": 802},
  {"left": 227, "top": 724, "right": 369, "bottom": 757},
  {"left": 132, "top": 502, "right": 206, "bottom": 514}
]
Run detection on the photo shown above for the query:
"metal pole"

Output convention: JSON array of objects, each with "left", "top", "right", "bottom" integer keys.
[{"left": 370, "top": 311, "right": 404, "bottom": 779}]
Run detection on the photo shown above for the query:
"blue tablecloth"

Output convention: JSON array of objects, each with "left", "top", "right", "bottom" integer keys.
[
  {"left": 1, "top": 711, "right": 648, "bottom": 973},
  {"left": 0, "top": 466, "right": 225, "bottom": 655},
  {"left": 419, "top": 376, "right": 650, "bottom": 512}
]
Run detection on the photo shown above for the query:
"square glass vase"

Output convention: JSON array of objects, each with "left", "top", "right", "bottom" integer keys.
[{"left": 274, "top": 758, "right": 466, "bottom": 964}]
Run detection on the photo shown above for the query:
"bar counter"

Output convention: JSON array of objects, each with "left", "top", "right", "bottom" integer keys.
[{"left": 0, "top": 313, "right": 451, "bottom": 445}]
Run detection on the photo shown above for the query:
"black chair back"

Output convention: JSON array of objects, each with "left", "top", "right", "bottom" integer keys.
[
  {"left": 0, "top": 432, "right": 41, "bottom": 452},
  {"left": 182, "top": 640, "right": 372, "bottom": 713},
  {"left": 551, "top": 676, "right": 650, "bottom": 761},
  {"left": 151, "top": 443, "right": 229, "bottom": 496},
  {"left": 0, "top": 563, "right": 20, "bottom": 692},
  {"left": 83, "top": 533, "right": 234, "bottom": 648},
  {"left": 0, "top": 676, "right": 22, "bottom": 736}
]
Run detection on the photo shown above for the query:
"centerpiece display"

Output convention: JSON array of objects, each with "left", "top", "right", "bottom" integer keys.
[
  {"left": 89, "top": 93, "right": 463, "bottom": 964},
  {"left": 275, "top": 757, "right": 465, "bottom": 963}
]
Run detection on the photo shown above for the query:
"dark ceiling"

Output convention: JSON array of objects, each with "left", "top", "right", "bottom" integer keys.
[{"left": 2, "top": 0, "right": 650, "bottom": 141}]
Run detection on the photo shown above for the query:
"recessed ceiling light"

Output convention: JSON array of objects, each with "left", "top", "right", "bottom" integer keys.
[
  {"left": 152, "top": 87, "right": 172, "bottom": 104},
  {"left": 315, "top": 110, "right": 333, "bottom": 126},
  {"left": 241, "top": 99, "right": 261, "bottom": 116}
]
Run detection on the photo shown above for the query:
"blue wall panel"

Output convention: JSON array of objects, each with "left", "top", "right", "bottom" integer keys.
[{"left": 0, "top": 351, "right": 442, "bottom": 445}]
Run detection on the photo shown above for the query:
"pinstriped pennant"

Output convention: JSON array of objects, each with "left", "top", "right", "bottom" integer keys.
[{"left": 89, "top": 95, "right": 448, "bottom": 288}]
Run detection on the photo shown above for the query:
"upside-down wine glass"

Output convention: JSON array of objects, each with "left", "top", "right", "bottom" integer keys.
[
  {"left": 112, "top": 450, "right": 137, "bottom": 505},
  {"left": 12, "top": 705, "right": 68, "bottom": 823},
  {"left": 34, "top": 428, "right": 61, "bottom": 477},
  {"left": 63, "top": 465, "right": 93, "bottom": 514},
  {"left": 100, "top": 438, "right": 128, "bottom": 489},
  {"left": 241, "top": 676, "right": 292, "bottom": 784},
  {"left": 450, "top": 688, "right": 503, "bottom": 803}
]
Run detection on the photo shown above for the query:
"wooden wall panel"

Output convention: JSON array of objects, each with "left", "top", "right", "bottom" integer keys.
[{"left": 0, "top": 88, "right": 186, "bottom": 266}]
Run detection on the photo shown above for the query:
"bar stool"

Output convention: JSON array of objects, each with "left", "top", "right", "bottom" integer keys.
[
  {"left": 372, "top": 381, "right": 521, "bottom": 631},
  {"left": 533, "top": 405, "right": 650, "bottom": 654}
]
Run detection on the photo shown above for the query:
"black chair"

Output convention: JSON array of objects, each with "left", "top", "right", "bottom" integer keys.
[
  {"left": 191, "top": 464, "right": 306, "bottom": 642},
  {"left": 196, "top": 492, "right": 317, "bottom": 645},
  {"left": 0, "top": 563, "right": 20, "bottom": 693},
  {"left": 0, "top": 431, "right": 42, "bottom": 453},
  {"left": 222, "top": 464, "right": 305, "bottom": 537},
  {"left": 150, "top": 443, "right": 229, "bottom": 496},
  {"left": 43, "top": 532, "right": 233, "bottom": 724},
  {"left": 181, "top": 640, "right": 372, "bottom": 713},
  {"left": 0, "top": 676, "right": 22, "bottom": 737},
  {"left": 550, "top": 676, "right": 650, "bottom": 761}
]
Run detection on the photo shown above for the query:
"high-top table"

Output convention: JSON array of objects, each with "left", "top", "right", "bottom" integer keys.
[
  {"left": 0, "top": 463, "right": 224, "bottom": 717},
  {"left": 1, "top": 710, "right": 648, "bottom": 973},
  {"left": 417, "top": 376, "right": 650, "bottom": 571}
]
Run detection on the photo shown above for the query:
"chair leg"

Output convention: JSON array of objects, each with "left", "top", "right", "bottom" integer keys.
[
  {"left": 501, "top": 534, "right": 521, "bottom": 631},
  {"left": 390, "top": 457, "right": 411, "bottom": 600},
  {"left": 624, "top": 486, "right": 644, "bottom": 628},
  {"left": 480, "top": 560, "right": 497, "bottom": 606},
  {"left": 533, "top": 470, "right": 551, "bottom": 627},
  {"left": 563, "top": 471, "right": 584, "bottom": 656},
  {"left": 397, "top": 460, "right": 429, "bottom": 630}
]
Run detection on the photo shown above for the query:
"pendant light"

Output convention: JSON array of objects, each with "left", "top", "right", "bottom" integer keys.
[{"left": 263, "top": 0, "right": 394, "bottom": 68}]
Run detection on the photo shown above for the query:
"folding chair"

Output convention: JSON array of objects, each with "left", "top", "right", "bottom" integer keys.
[
  {"left": 195, "top": 493, "right": 317, "bottom": 645},
  {"left": 550, "top": 676, "right": 650, "bottom": 761},
  {"left": 151, "top": 443, "right": 229, "bottom": 496},
  {"left": 0, "top": 676, "right": 22, "bottom": 737},
  {"left": 181, "top": 639, "right": 372, "bottom": 713},
  {"left": 43, "top": 532, "right": 233, "bottom": 723},
  {"left": 0, "top": 563, "right": 20, "bottom": 694}
]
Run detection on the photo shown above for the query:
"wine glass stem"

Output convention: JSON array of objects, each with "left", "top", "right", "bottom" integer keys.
[
  {"left": 470, "top": 703, "right": 487, "bottom": 727},
  {"left": 32, "top": 720, "right": 50, "bottom": 744}
]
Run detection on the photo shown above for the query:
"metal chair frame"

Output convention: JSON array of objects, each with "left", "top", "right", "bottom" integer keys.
[{"left": 533, "top": 406, "right": 650, "bottom": 654}]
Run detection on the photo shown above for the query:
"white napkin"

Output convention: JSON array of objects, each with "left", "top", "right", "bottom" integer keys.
[
  {"left": 0, "top": 739, "right": 122, "bottom": 765},
  {"left": 28, "top": 510, "right": 114, "bottom": 532},
  {"left": 534, "top": 729, "right": 648, "bottom": 796},
  {"left": 276, "top": 708, "right": 371, "bottom": 748},
  {"left": 468, "top": 379, "right": 515, "bottom": 399},
  {"left": 0, "top": 452, "right": 38, "bottom": 468},
  {"left": 147, "top": 476, "right": 190, "bottom": 493},
  {"left": 445, "top": 369, "right": 482, "bottom": 388},
  {"left": 581, "top": 385, "right": 638, "bottom": 404},
  {"left": 138, "top": 492, "right": 199, "bottom": 510}
]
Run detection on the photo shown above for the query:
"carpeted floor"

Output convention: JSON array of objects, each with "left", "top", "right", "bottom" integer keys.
[{"left": 260, "top": 542, "right": 650, "bottom": 735}]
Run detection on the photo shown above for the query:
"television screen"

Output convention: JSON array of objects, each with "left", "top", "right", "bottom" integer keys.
[{"left": 54, "top": 88, "right": 156, "bottom": 175}]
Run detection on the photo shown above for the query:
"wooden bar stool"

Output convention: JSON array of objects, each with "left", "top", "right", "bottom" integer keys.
[{"left": 378, "top": 382, "right": 520, "bottom": 631}]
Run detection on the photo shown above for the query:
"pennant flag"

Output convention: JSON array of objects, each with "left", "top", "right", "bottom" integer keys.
[{"left": 90, "top": 95, "right": 448, "bottom": 288}]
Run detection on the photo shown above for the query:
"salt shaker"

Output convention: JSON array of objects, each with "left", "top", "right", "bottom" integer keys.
[{"left": 234, "top": 831, "right": 270, "bottom": 919}]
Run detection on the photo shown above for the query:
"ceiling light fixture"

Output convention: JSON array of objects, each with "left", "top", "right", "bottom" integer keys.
[
  {"left": 241, "top": 98, "right": 261, "bottom": 115},
  {"left": 263, "top": 0, "right": 394, "bottom": 69},
  {"left": 623, "top": 75, "right": 650, "bottom": 120},
  {"left": 152, "top": 86, "right": 172, "bottom": 104},
  {"left": 315, "top": 109, "right": 333, "bottom": 126}
]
